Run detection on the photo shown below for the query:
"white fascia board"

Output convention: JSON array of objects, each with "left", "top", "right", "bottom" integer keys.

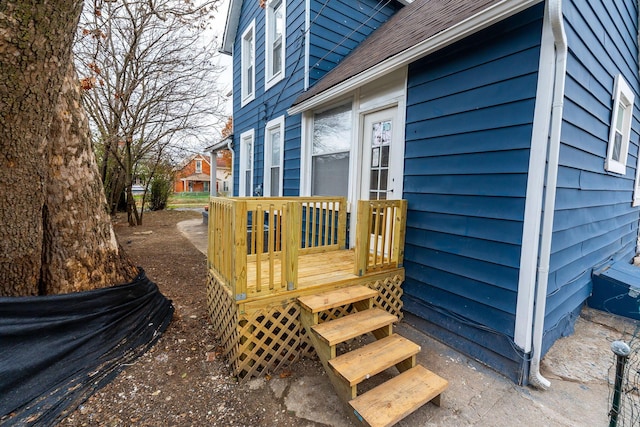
[
  {"left": 221, "top": 0, "right": 242, "bottom": 55},
  {"left": 288, "top": 0, "right": 543, "bottom": 115},
  {"left": 206, "top": 135, "right": 234, "bottom": 153}
]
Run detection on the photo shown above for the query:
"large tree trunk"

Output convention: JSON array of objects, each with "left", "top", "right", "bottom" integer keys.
[
  {"left": 42, "top": 63, "right": 137, "bottom": 294},
  {"left": 0, "top": 1, "right": 135, "bottom": 296}
]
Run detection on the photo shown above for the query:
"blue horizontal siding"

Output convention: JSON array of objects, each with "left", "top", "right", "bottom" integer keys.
[
  {"left": 406, "top": 212, "right": 524, "bottom": 245},
  {"left": 404, "top": 149, "right": 531, "bottom": 175},
  {"left": 404, "top": 244, "right": 520, "bottom": 291},
  {"left": 402, "top": 4, "right": 544, "bottom": 374},
  {"left": 546, "top": 0, "right": 640, "bottom": 352},
  {"left": 231, "top": 0, "right": 308, "bottom": 195}
]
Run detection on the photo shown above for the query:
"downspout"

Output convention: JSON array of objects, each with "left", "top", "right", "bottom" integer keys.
[
  {"left": 529, "top": 0, "right": 567, "bottom": 389},
  {"left": 227, "top": 139, "right": 235, "bottom": 196}
]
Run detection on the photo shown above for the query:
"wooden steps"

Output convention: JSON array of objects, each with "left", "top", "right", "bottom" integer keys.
[
  {"left": 298, "top": 286, "right": 378, "bottom": 313},
  {"left": 297, "top": 285, "right": 447, "bottom": 427},
  {"left": 351, "top": 365, "right": 449, "bottom": 427},
  {"left": 312, "top": 308, "right": 396, "bottom": 346},
  {"left": 329, "top": 334, "right": 420, "bottom": 386}
]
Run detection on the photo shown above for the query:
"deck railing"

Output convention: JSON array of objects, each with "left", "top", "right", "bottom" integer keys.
[
  {"left": 354, "top": 199, "right": 408, "bottom": 276},
  {"left": 208, "top": 196, "right": 347, "bottom": 300}
]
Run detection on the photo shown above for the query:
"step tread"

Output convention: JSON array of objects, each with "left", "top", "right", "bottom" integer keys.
[
  {"left": 350, "top": 365, "right": 448, "bottom": 427},
  {"left": 298, "top": 286, "right": 378, "bottom": 313},
  {"left": 329, "top": 334, "right": 420, "bottom": 386},
  {"left": 312, "top": 308, "right": 397, "bottom": 346}
]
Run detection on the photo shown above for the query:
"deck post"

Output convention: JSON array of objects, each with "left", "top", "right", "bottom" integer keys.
[
  {"left": 338, "top": 197, "right": 347, "bottom": 249},
  {"left": 283, "top": 201, "right": 300, "bottom": 290},
  {"left": 354, "top": 200, "right": 371, "bottom": 276},
  {"left": 232, "top": 200, "right": 248, "bottom": 300},
  {"left": 207, "top": 197, "right": 213, "bottom": 270},
  {"left": 392, "top": 200, "right": 407, "bottom": 267}
]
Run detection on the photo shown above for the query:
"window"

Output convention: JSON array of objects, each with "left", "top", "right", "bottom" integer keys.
[
  {"left": 265, "top": 0, "right": 285, "bottom": 89},
  {"left": 311, "top": 104, "right": 352, "bottom": 197},
  {"left": 606, "top": 74, "right": 635, "bottom": 174},
  {"left": 240, "top": 130, "right": 254, "bottom": 196},
  {"left": 264, "top": 116, "right": 285, "bottom": 196},
  {"left": 195, "top": 159, "right": 202, "bottom": 174},
  {"left": 241, "top": 21, "right": 256, "bottom": 106}
]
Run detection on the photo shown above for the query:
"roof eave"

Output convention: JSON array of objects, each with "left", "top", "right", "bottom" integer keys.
[
  {"left": 221, "top": 0, "right": 242, "bottom": 55},
  {"left": 205, "top": 135, "right": 234, "bottom": 153},
  {"left": 287, "top": 0, "right": 543, "bottom": 115}
]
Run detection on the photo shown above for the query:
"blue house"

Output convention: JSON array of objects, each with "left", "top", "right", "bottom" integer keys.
[{"left": 219, "top": 0, "right": 640, "bottom": 386}]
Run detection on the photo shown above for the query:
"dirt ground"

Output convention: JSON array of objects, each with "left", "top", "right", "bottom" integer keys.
[{"left": 62, "top": 210, "right": 317, "bottom": 427}]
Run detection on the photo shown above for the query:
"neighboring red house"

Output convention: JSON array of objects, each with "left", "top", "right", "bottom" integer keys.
[{"left": 173, "top": 154, "right": 211, "bottom": 193}]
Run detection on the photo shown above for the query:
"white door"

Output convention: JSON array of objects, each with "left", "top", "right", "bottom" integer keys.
[{"left": 360, "top": 106, "right": 402, "bottom": 201}]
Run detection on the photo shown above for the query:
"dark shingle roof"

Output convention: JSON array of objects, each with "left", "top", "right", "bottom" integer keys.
[{"left": 292, "top": 0, "right": 504, "bottom": 107}]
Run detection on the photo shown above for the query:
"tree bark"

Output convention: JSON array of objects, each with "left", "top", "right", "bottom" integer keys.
[
  {"left": 42, "top": 63, "right": 137, "bottom": 294},
  {"left": 0, "top": 1, "right": 136, "bottom": 296},
  {"left": 0, "top": 1, "right": 84, "bottom": 296}
]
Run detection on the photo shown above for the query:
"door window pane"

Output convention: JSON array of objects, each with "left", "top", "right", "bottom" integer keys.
[{"left": 368, "top": 120, "right": 391, "bottom": 200}]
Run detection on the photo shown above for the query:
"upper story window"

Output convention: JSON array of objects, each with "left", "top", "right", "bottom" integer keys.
[
  {"left": 240, "top": 129, "right": 254, "bottom": 196},
  {"left": 195, "top": 159, "right": 202, "bottom": 174},
  {"left": 264, "top": 116, "right": 285, "bottom": 196},
  {"left": 605, "top": 74, "right": 635, "bottom": 175},
  {"left": 311, "top": 104, "right": 352, "bottom": 198},
  {"left": 265, "top": 0, "right": 285, "bottom": 90},
  {"left": 241, "top": 21, "right": 256, "bottom": 106}
]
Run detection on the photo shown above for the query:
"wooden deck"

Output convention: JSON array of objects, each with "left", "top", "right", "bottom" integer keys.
[{"left": 206, "top": 196, "right": 407, "bottom": 378}]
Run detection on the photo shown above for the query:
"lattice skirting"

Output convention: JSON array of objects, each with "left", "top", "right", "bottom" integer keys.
[{"left": 206, "top": 272, "right": 404, "bottom": 380}]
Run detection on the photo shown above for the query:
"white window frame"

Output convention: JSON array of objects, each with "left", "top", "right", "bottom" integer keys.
[
  {"left": 605, "top": 74, "right": 635, "bottom": 175},
  {"left": 265, "top": 0, "right": 286, "bottom": 90},
  {"left": 239, "top": 129, "right": 255, "bottom": 197},
  {"left": 301, "top": 102, "right": 354, "bottom": 199},
  {"left": 264, "top": 116, "right": 285, "bottom": 196},
  {"left": 195, "top": 159, "right": 202, "bottom": 174},
  {"left": 241, "top": 21, "right": 256, "bottom": 107}
]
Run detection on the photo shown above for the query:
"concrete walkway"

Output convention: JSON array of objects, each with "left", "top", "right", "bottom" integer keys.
[{"left": 179, "top": 217, "right": 634, "bottom": 426}]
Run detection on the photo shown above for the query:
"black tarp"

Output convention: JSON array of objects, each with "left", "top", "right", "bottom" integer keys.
[{"left": 0, "top": 269, "right": 173, "bottom": 426}]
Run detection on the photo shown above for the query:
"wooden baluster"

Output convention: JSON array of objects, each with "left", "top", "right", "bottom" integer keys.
[
  {"left": 380, "top": 204, "right": 389, "bottom": 266},
  {"left": 268, "top": 205, "right": 275, "bottom": 290},
  {"left": 255, "top": 205, "right": 263, "bottom": 293},
  {"left": 233, "top": 200, "right": 247, "bottom": 300},
  {"left": 372, "top": 203, "right": 380, "bottom": 268}
]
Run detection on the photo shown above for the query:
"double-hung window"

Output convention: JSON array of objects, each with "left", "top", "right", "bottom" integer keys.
[
  {"left": 195, "top": 159, "right": 202, "bottom": 174},
  {"left": 264, "top": 116, "right": 285, "bottom": 196},
  {"left": 265, "top": 0, "right": 285, "bottom": 89},
  {"left": 240, "top": 130, "right": 254, "bottom": 196},
  {"left": 605, "top": 74, "right": 635, "bottom": 175},
  {"left": 241, "top": 21, "right": 255, "bottom": 106},
  {"left": 311, "top": 104, "right": 352, "bottom": 198}
]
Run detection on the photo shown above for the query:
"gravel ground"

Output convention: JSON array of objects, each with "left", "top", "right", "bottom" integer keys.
[{"left": 62, "top": 210, "right": 318, "bottom": 427}]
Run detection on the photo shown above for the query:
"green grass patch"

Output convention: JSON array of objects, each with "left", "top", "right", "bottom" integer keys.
[{"left": 133, "top": 192, "right": 210, "bottom": 210}]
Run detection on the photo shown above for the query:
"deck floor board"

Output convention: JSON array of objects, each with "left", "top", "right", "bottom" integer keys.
[{"left": 246, "top": 249, "right": 358, "bottom": 294}]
